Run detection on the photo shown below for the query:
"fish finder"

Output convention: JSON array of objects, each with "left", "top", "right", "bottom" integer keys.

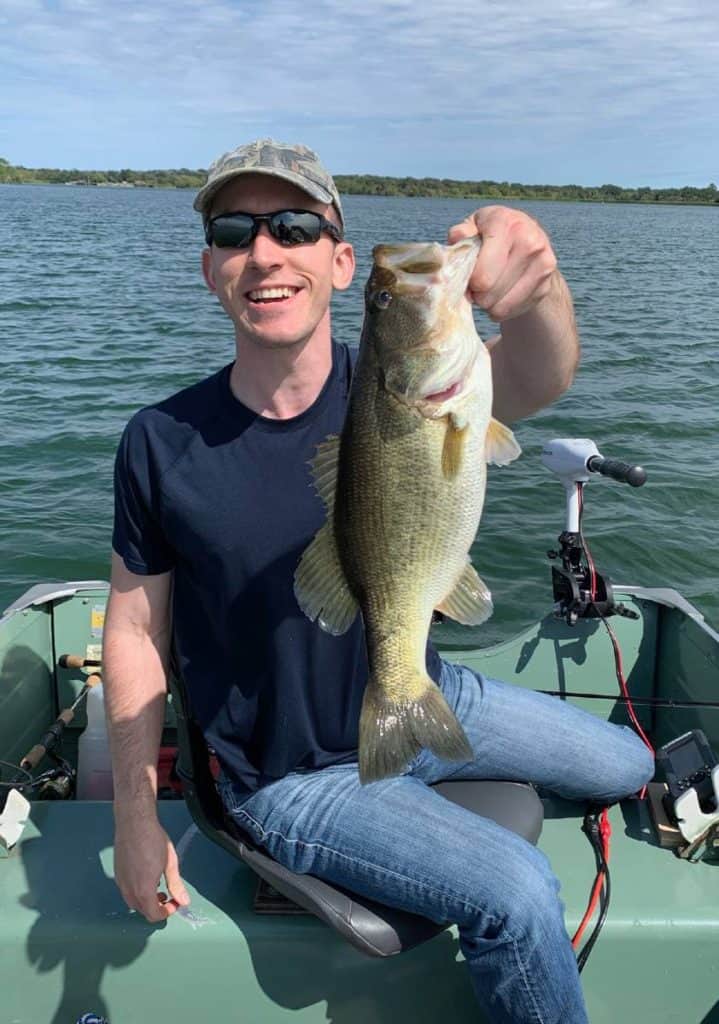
[
  {"left": 657, "top": 730, "right": 718, "bottom": 809},
  {"left": 655, "top": 730, "right": 719, "bottom": 855}
]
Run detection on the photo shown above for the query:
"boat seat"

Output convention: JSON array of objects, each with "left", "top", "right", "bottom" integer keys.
[{"left": 169, "top": 675, "right": 544, "bottom": 958}]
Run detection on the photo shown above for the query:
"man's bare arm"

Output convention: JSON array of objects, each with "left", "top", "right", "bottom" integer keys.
[
  {"left": 447, "top": 206, "right": 580, "bottom": 423},
  {"left": 104, "top": 551, "right": 189, "bottom": 921},
  {"left": 486, "top": 270, "right": 579, "bottom": 423}
]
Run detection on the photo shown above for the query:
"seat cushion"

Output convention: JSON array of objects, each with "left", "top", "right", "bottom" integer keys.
[
  {"left": 433, "top": 779, "right": 544, "bottom": 845},
  {"left": 232, "top": 780, "right": 544, "bottom": 958}
]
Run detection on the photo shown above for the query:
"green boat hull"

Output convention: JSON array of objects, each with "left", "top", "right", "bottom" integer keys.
[{"left": 1, "top": 583, "right": 718, "bottom": 1023}]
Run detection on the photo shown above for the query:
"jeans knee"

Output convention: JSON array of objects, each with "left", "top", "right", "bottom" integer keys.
[
  {"left": 607, "top": 728, "right": 655, "bottom": 800},
  {"left": 466, "top": 844, "right": 563, "bottom": 943},
  {"left": 508, "top": 856, "right": 563, "bottom": 938},
  {"left": 633, "top": 736, "right": 655, "bottom": 790}
]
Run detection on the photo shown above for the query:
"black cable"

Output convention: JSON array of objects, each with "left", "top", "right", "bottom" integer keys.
[
  {"left": 578, "top": 859, "right": 611, "bottom": 971},
  {"left": 576, "top": 810, "right": 612, "bottom": 973}
]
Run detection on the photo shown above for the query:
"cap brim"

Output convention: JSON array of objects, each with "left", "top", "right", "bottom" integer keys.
[{"left": 193, "top": 167, "right": 335, "bottom": 218}]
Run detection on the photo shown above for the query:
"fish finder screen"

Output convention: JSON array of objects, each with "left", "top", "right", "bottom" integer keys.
[{"left": 671, "top": 742, "right": 703, "bottom": 779}]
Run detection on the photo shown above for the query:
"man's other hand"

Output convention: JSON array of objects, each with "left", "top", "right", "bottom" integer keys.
[
  {"left": 114, "top": 812, "right": 191, "bottom": 923},
  {"left": 448, "top": 206, "right": 558, "bottom": 323}
]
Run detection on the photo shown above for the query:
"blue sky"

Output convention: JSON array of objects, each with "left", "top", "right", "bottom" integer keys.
[{"left": 0, "top": 0, "right": 716, "bottom": 187}]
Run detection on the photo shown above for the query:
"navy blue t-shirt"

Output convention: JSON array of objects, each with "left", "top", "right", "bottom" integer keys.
[{"left": 113, "top": 340, "right": 440, "bottom": 797}]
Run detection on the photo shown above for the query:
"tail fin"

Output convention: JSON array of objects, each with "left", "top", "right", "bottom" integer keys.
[{"left": 358, "top": 676, "right": 473, "bottom": 784}]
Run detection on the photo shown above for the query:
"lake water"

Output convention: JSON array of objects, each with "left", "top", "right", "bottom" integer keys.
[{"left": 1, "top": 184, "right": 717, "bottom": 644}]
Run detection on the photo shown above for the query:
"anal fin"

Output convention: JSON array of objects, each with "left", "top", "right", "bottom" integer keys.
[{"left": 435, "top": 561, "right": 493, "bottom": 626}]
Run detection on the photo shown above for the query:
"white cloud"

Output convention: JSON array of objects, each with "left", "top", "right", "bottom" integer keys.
[{"left": 0, "top": 0, "right": 717, "bottom": 184}]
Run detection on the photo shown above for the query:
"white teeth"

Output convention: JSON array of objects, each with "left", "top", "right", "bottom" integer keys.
[{"left": 248, "top": 287, "right": 298, "bottom": 301}]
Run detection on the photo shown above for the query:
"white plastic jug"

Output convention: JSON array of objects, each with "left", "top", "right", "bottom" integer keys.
[{"left": 76, "top": 683, "right": 114, "bottom": 800}]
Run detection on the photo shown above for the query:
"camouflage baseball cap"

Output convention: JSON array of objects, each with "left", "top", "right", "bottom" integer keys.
[{"left": 193, "top": 138, "right": 345, "bottom": 230}]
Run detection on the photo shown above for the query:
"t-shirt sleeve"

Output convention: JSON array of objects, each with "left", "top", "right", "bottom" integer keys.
[{"left": 112, "top": 414, "right": 176, "bottom": 575}]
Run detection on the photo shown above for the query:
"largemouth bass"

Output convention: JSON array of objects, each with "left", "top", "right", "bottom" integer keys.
[{"left": 294, "top": 237, "right": 521, "bottom": 782}]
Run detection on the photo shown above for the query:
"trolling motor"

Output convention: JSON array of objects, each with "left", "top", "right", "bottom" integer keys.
[{"left": 541, "top": 439, "right": 647, "bottom": 626}]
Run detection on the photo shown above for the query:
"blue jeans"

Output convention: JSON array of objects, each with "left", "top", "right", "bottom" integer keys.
[{"left": 219, "top": 662, "right": 654, "bottom": 1024}]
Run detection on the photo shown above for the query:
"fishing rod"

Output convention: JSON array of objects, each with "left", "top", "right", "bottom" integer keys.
[
  {"left": 536, "top": 691, "right": 719, "bottom": 710},
  {"left": 1, "top": 661, "right": 102, "bottom": 803},
  {"left": 19, "top": 671, "right": 102, "bottom": 774}
]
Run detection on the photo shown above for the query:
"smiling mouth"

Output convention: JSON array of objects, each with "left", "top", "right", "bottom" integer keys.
[{"left": 247, "top": 286, "right": 300, "bottom": 304}]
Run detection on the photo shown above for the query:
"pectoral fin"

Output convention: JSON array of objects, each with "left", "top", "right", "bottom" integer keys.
[
  {"left": 485, "top": 418, "right": 521, "bottom": 466},
  {"left": 435, "top": 561, "right": 493, "bottom": 625},
  {"left": 442, "top": 419, "right": 469, "bottom": 479},
  {"left": 294, "top": 521, "right": 358, "bottom": 635}
]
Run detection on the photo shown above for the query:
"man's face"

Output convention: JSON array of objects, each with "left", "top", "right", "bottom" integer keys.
[{"left": 201, "top": 173, "right": 355, "bottom": 350}]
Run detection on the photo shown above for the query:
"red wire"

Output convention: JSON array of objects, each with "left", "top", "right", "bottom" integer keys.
[
  {"left": 603, "top": 618, "right": 655, "bottom": 756},
  {"left": 572, "top": 872, "right": 604, "bottom": 948},
  {"left": 571, "top": 808, "right": 611, "bottom": 949},
  {"left": 577, "top": 483, "right": 655, "bottom": 761},
  {"left": 571, "top": 486, "right": 654, "bottom": 958},
  {"left": 578, "top": 485, "right": 597, "bottom": 600}
]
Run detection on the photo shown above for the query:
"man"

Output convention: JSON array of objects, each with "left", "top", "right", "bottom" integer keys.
[{"left": 104, "top": 139, "right": 653, "bottom": 1024}]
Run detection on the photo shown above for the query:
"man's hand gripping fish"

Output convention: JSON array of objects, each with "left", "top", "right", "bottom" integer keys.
[{"left": 295, "top": 237, "right": 521, "bottom": 782}]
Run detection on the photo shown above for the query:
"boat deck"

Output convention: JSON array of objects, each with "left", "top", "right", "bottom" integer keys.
[
  {"left": 2, "top": 797, "right": 717, "bottom": 1024},
  {"left": 3, "top": 583, "right": 719, "bottom": 1021}
]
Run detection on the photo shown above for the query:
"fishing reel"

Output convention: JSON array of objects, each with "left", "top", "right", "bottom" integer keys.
[{"left": 541, "top": 439, "right": 647, "bottom": 626}]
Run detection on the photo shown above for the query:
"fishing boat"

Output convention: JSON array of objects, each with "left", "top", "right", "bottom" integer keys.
[{"left": 1, "top": 439, "right": 718, "bottom": 1024}]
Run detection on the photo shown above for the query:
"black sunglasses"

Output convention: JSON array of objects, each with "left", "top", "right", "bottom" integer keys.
[{"left": 205, "top": 209, "right": 343, "bottom": 249}]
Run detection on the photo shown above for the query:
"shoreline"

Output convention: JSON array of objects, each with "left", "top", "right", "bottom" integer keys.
[
  {"left": 1, "top": 180, "right": 718, "bottom": 207},
  {"left": 1, "top": 160, "right": 716, "bottom": 206}
]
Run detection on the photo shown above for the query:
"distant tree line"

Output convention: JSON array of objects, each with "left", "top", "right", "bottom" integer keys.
[
  {"left": 0, "top": 158, "right": 202, "bottom": 189},
  {"left": 1, "top": 158, "right": 717, "bottom": 204},
  {"left": 334, "top": 174, "right": 719, "bottom": 205}
]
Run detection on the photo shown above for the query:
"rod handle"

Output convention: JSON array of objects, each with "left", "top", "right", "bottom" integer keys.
[
  {"left": 59, "top": 654, "right": 101, "bottom": 669},
  {"left": 20, "top": 710, "right": 75, "bottom": 769},
  {"left": 19, "top": 675, "right": 101, "bottom": 770}
]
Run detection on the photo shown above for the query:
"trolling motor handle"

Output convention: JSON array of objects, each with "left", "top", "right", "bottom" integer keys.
[
  {"left": 541, "top": 439, "right": 648, "bottom": 490},
  {"left": 587, "top": 456, "right": 647, "bottom": 488}
]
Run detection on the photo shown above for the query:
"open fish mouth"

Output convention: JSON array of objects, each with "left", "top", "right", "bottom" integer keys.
[
  {"left": 422, "top": 379, "right": 464, "bottom": 403},
  {"left": 414, "top": 336, "right": 479, "bottom": 413},
  {"left": 385, "top": 356, "right": 477, "bottom": 419}
]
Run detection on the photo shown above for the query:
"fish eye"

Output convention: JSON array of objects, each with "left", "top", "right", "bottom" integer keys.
[{"left": 374, "top": 289, "right": 393, "bottom": 310}]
